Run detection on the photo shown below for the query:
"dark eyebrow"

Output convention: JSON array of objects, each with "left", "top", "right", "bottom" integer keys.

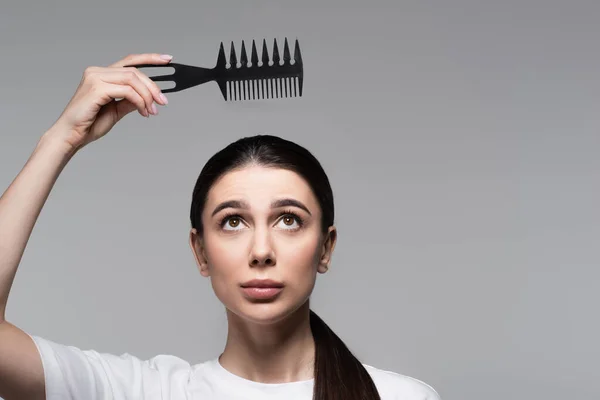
[
  {"left": 211, "top": 198, "right": 312, "bottom": 217},
  {"left": 271, "top": 198, "right": 312, "bottom": 215},
  {"left": 211, "top": 200, "right": 249, "bottom": 217}
]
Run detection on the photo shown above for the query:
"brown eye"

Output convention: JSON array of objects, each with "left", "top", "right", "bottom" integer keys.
[
  {"left": 277, "top": 214, "right": 301, "bottom": 230},
  {"left": 228, "top": 218, "right": 241, "bottom": 227}
]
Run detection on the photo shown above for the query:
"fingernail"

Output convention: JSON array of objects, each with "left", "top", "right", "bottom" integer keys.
[
  {"left": 159, "top": 93, "right": 168, "bottom": 104},
  {"left": 160, "top": 54, "right": 173, "bottom": 61},
  {"left": 151, "top": 103, "right": 158, "bottom": 115}
]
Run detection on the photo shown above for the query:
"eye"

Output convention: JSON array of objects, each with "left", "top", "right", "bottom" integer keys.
[
  {"left": 222, "top": 216, "right": 245, "bottom": 231},
  {"left": 276, "top": 214, "right": 302, "bottom": 230}
]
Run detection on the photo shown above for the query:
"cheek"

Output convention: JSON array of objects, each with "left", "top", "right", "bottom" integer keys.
[
  {"left": 278, "top": 233, "right": 322, "bottom": 277},
  {"left": 206, "top": 237, "right": 247, "bottom": 268},
  {"left": 203, "top": 236, "right": 249, "bottom": 298}
]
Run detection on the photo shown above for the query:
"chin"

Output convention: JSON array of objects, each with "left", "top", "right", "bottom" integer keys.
[{"left": 228, "top": 297, "right": 310, "bottom": 326}]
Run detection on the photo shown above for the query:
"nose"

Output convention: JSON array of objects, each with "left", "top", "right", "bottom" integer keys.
[{"left": 249, "top": 227, "right": 276, "bottom": 267}]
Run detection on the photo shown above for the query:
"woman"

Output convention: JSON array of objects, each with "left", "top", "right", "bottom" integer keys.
[{"left": 0, "top": 53, "right": 440, "bottom": 400}]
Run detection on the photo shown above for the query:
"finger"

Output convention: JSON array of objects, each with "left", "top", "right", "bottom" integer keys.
[
  {"left": 100, "top": 70, "right": 156, "bottom": 115},
  {"left": 102, "top": 82, "right": 148, "bottom": 118},
  {"left": 114, "top": 98, "right": 142, "bottom": 121},
  {"left": 109, "top": 53, "right": 173, "bottom": 68},
  {"left": 128, "top": 67, "right": 169, "bottom": 106}
]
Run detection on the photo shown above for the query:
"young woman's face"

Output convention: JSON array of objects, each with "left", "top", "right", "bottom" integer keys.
[{"left": 189, "top": 165, "right": 336, "bottom": 325}]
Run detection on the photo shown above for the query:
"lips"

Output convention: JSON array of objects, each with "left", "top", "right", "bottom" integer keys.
[
  {"left": 240, "top": 279, "right": 284, "bottom": 300},
  {"left": 240, "top": 279, "right": 284, "bottom": 288}
]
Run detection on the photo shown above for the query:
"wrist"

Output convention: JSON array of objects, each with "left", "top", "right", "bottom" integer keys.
[{"left": 38, "top": 125, "right": 81, "bottom": 159}]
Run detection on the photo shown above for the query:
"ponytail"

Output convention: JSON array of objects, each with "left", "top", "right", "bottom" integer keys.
[{"left": 310, "top": 310, "right": 381, "bottom": 400}]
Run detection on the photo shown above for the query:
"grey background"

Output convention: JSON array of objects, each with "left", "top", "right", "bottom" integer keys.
[{"left": 1, "top": 1, "right": 599, "bottom": 399}]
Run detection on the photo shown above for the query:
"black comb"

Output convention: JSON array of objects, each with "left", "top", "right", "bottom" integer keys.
[{"left": 128, "top": 38, "right": 303, "bottom": 101}]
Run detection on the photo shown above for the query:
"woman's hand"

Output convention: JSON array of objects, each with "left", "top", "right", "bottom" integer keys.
[{"left": 47, "top": 53, "right": 172, "bottom": 153}]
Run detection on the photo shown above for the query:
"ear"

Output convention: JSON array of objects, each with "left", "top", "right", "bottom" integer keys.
[
  {"left": 317, "top": 226, "right": 337, "bottom": 274},
  {"left": 189, "top": 228, "right": 210, "bottom": 277}
]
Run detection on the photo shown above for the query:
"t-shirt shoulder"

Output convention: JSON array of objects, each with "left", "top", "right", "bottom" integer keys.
[
  {"left": 363, "top": 364, "right": 441, "bottom": 400},
  {"left": 27, "top": 333, "right": 191, "bottom": 400}
]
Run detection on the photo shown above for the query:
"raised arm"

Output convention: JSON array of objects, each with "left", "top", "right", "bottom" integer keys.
[{"left": 0, "top": 52, "right": 171, "bottom": 400}]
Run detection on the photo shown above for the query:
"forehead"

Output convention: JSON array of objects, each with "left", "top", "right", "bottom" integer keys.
[{"left": 205, "top": 165, "right": 318, "bottom": 210}]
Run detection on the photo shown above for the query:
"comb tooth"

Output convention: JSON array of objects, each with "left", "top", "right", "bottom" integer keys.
[
  {"left": 266, "top": 79, "right": 270, "bottom": 99},
  {"left": 270, "top": 78, "right": 274, "bottom": 99},
  {"left": 251, "top": 40, "right": 259, "bottom": 66},
  {"left": 283, "top": 38, "right": 291, "bottom": 65},
  {"left": 284, "top": 77, "right": 289, "bottom": 97},
  {"left": 240, "top": 40, "right": 248, "bottom": 67},
  {"left": 283, "top": 78, "right": 287, "bottom": 98},
  {"left": 242, "top": 79, "right": 246, "bottom": 100},
  {"left": 252, "top": 79, "right": 256, "bottom": 100},
  {"left": 293, "top": 38, "right": 302, "bottom": 65},
  {"left": 293, "top": 77, "right": 298, "bottom": 97},
  {"left": 278, "top": 78, "right": 282, "bottom": 98},
  {"left": 218, "top": 80, "right": 227, "bottom": 100},
  {"left": 230, "top": 41, "right": 238, "bottom": 68},
  {"left": 261, "top": 78, "right": 265, "bottom": 98},
  {"left": 272, "top": 78, "right": 276, "bottom": 98},
  {"left": 272, "top": 38, "right": 280, "bottom": 65},
  {"left": 217, "top": 42, "right": 227, "bottom": 68},
  {"left": 294, "top": 39, "right": 303, "bottom": 96},
  {"left": 261, "top": 39, "right": 269, "bottom": 66}
]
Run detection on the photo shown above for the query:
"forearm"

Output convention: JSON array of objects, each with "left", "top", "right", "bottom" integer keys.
[{"left": 0, "top": 129, "right": 76, "bottom": 321}]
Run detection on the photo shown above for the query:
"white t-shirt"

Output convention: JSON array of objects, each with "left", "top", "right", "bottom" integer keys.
[{"left": 26, "top": 333, "right": 441, "bottom": 400}]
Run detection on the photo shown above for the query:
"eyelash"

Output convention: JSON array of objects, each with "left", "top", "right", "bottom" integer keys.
[{"left": 218, "top": 209, "right": 305, "bottom": 230}]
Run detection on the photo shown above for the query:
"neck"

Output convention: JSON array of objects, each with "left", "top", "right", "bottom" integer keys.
[{"left": 218, "top": 301, "right": 315, "bottom": 384}]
